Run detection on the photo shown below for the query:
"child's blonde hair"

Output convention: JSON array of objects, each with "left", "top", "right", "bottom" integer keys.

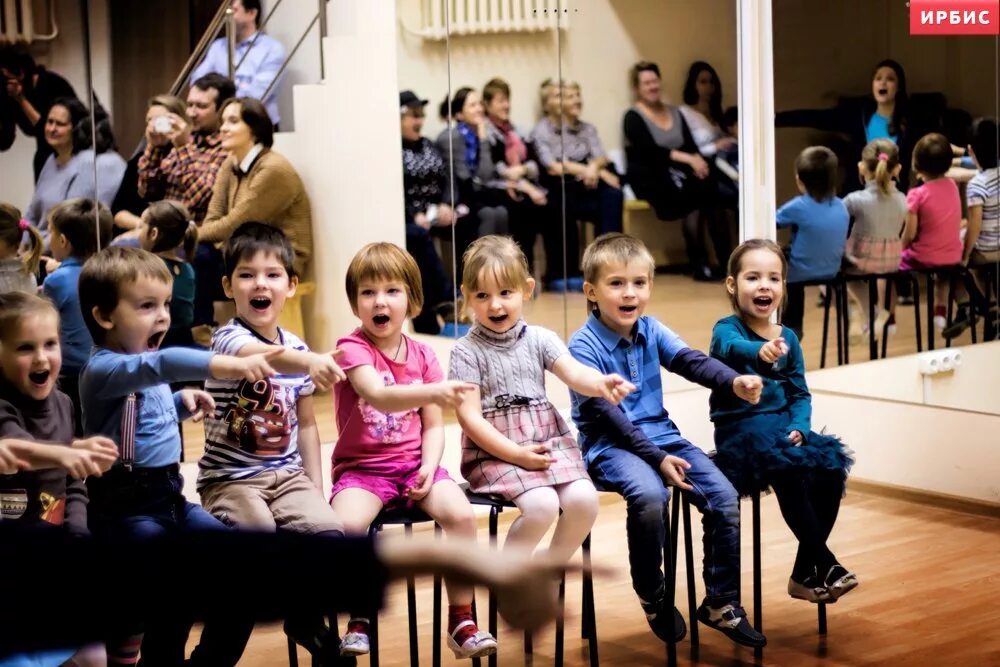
[
  {"left": 144, "top": 200, "right": 198, "bottom": 260},
  {"left": 345, "top": 242, "right": 423, "bottom": 318},
  {"left": 0, "top": 291, "right": 58, "bottom": 344},
  {"left": 0, "top": 202, "right": 43, "bottom": 277},
  {"left": 581, "top": 233, "right": 656, "bottom": 284},
  {"left": 860, "top": 139, "right": 900, "bottom": 195},
  {"left": 725, "top": 239, "right": 787, "bottom": 313},
  {"left": 79, "top": 246, "right": 173, "bottom": 343},
  {"left": 461, "top": 235, "right": 532, "bottom": 293}
]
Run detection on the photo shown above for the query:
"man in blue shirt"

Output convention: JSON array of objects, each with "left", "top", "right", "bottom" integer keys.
[
  {"left": 191, "top": 0, "right": 285, "bottom": 127},
  {"left": 569, "top": 233, "right": 767, "bottom": 650}
]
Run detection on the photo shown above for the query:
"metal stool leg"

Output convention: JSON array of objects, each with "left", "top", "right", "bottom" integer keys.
[
  {"left": 487, "top": 507, "right": 499, "bottom": 667},
  {"left": 912, "top": 275, "right": 923, "bottom": 352},
  {"left": 881, "top": 278, "right": 894, "bottom": 358},
  {"left": 752, "top": 491, "right": 764, "bottom": 661},
  {"left": 581, "top": 532, "right": 599, "bottom": 665},
  {"left": 868, "top": 277, "right": 878, "bottom": 360},
  {"left": 433, "top": 524, "right": 443, "bottom": 667},
  {"left": 927, "top": 272, "right": 936, "bottom": 351},
  {"left": 287, "top": 636, "right": 298, "bottom": 666},
  {"left": 820, "top": 282, "right": 833, "bottom": 368},
  {"left": 681, "top": 492, "right": 698, "bottom": 657},
  {"left": 555, "top": 575, "right": 566, "bottom": 667},
  {"left": 405, "top": 523, "right": 420, "bottom": 667},
  {"left": 664, "top": 494, "right": 677, "bottom": 667},
  {"left": 945, "top": 273, "right": 957, "bottom": 348},
  {"left": 840, "top": 283, "right": 850, "bottom": 365},
  {"left": 833, "top": 284, "right": 844, "bottom": 366},
  {"left": 818, "top": 600, "right": 828, "bottom": 635},
  {"left": 470, "top": 598, "right": 482, "bottom": 667}
]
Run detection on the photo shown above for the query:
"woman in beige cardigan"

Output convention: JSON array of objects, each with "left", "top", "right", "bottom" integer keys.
[{"left": 199, "top": 97, "right": 313, "bottom": 276}]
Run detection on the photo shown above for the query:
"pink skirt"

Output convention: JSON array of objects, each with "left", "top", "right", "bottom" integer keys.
[
  {"left": 461, "top": 402, "right": 589, "bottom": 501},
  {"left": 844, "top": 235, "right": 903, "bottom": 275}
]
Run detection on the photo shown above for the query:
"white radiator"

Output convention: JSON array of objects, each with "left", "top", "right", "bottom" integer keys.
[
  {"left": 420, "top": 0, "right": 568, "bottom": 40},
  {"left": 1, "top": 0, "right": 57, "bottom": 44}
]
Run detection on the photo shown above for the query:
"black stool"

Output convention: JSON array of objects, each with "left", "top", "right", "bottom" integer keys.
[
  {"left": 784, "top": 277, "right": 848, "bottom": 368},
  {"left": 900, "top": 265, "right": 976, "bottom": 351}
]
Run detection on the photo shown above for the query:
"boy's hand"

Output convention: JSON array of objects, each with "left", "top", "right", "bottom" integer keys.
[
  {"left": 429, "top": 381, "right": 478, "bottom": 409},
  {"left": 758, "top": 337, "right": 789, "bottom": 364},
  {"left": 212, "top": 348, "right": 282, "bottom": 382},
  {"left": 404, "top": 464, "right": 437, "bottom": 501},
  {"left": 517, "top": 444, "right": 555, "bottom": 471},
  {"left": 179, "top": 389, "right": 215, "bottom": 422},
  {"left": 0, "top": 441, "right": 30, "bottom": 474},
  {"left": 62, "top": 438, "right": 119, "bottom": 479},
  {"left": 599, "top": 374, "right": 636, "bottom": 405},
  {"left": 308, "top": 349, "right": 347, "bottom": 391},
  {"left": 788, "top": 430, "right": 804, "bottom": 445},
  {"left": 658, "top": 455, "right": 693, "bottom": 490},
  {"left": 733, "top": 375, "right": 763, "bottom": 404}
]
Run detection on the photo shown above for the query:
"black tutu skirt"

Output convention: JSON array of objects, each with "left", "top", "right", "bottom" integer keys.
[{"left": 713, "top": 410, "right": 854, "bottom": 497}]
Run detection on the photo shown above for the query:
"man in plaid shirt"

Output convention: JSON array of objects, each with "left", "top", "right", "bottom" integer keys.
[{"left": 138, "top": 73, "right": 236, "bottom": 222}]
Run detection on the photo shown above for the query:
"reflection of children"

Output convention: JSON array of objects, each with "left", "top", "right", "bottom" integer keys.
[
  {"left": 0, "top": 203, "right": 42, "bottom": 295},
  {"left": 711, "top": 239, "right": 856, "bottom": 603},
  {"left": 332, "top": 242, "right": 496, "bottom": 660},
  {"left": 0, "top": 292, "right": 118, "bottom": 667}
]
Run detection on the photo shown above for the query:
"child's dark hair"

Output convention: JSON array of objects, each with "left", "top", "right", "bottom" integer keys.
[
  {"left": 682, "top": 61, "right": 723, "bottom": 124},
  {"left": 795, "top": 146, "right": 838, "bottom": 201},
  {"left": 726, "top": 239, "right": 787, "bottom": 313},
  {"left": 968, "top": 117, "right": 998, "bottom": 170},
  {"left": 0, "top": 202, "right": 43, "bottom": 277},
  {"left": 144, "top": 200, "right": 198, "bottom": 260},
  {"left": 79, "top": 247, "right": 172, "bottom": 344},
  {"left": 0, "top": 291, "right": 58, "bottom": 344},
  {"left": 912, "top": 132, "right": 953, "bottom": 178},
  {"left": 440, "top": 87, "right": 475, "bottom": 121},
  {"left": 223, "top": 222, "right": 296, "bottom": 279},
  {"left": 860, "top": 139, "right": 900, "bottom": 196},
  {"left": 48, "top": 198, "right": 113, "bottom": 258},
  {"left": 722, "top": 106, "right": 738, "bottom": 134}
]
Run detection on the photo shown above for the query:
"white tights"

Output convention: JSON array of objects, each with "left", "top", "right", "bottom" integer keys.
[{"left": 505, "top": 479, "right": 599, "bottom": 562}]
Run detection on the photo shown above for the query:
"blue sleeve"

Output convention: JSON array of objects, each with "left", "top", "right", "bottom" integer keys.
[
  {"left": 783, "top": 335, "right": 812, "bottom": 435},
  {"left": 776, "top": 197, "right": 800, "bottom": 229},
  {"left": 576, "top": 397, "right": 667, "bottom": 467},
  {"left": 568, "top": 335, "right": 607, "bottom": 404},
  {"left": 240, "top": 39, "right": 285, "bottom": 101},
  {"left": 190, "top": 39, "right": 224, "bottom": 82},
  {"left": 88, "top": 348, "right": 215, "bottom": 399},
  {"left": 710, "top": 318, "right": 765, "bottom": 370},
  {"left": 652, "top": 319, "right": 688, "bottom": 369},
  {"left": 172, "top": 391, "right": 193, "bottom": 421},
  {"left": 667, "top": 347, "right": 739, "bottom": 393},
  {"left": 41, "top": 272, "right": 65, "bottom": 307}
]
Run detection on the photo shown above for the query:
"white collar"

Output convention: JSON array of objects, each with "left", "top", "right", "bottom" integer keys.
[{"left": 239, "top": 144, "right": 264, "bottom": 173}]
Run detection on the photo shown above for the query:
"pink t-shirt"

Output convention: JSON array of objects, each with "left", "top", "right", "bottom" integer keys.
[
  {"left": 332, "top": 329, "right": 443, "bottom": 480},
  {"left": 903, "top": 178, "right": 962, "bottom": 268}
]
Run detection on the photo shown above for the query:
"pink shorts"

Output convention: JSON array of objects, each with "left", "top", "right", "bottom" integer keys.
[{"left": 330, "top": 465, "right": 452, "bottom": 507}]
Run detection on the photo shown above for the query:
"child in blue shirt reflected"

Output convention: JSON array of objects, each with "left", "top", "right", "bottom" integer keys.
[{"left": 710, "top": 239, "right": 856, "bottom": 603}]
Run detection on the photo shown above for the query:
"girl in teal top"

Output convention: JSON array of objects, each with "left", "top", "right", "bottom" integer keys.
[
  {"left": 709, "top": 239, "right": 856, "bottom": 604},
  {"left": 138, "top": 200, "right": 199, "bottom": 348}
]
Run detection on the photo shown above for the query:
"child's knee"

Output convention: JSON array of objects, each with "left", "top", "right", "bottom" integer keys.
[
  {"left": 439, "top": 504, "right": 477, "bottom": 536},
  {"left": 629, "top": 484, "right": 669, "bottom": 516},
  {"left": 521, "top": 488, "right": 561, "bottom": 526}
]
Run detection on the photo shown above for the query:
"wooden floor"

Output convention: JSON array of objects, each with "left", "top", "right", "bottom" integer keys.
[{"left": 196, "top": 489, "right": 1000, "bottom": 666}]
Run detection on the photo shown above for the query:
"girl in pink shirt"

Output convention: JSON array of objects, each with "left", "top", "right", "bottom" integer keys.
[
  {"left": 331, "top": 242, "right": 497, "bottom": 661},
  {"left": 901, "top": 132, "right": 963, "bottom": 328}
]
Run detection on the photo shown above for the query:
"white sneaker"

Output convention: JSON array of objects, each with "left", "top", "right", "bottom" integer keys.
[
  {"left": 934, "top": 315, "right": 947, "bottom": 330},
  {"left": 339, "top": 619, "right": 370, "bottom": 656},
  {"left": 446, "top": 620, "right": 497, "bottom": 659},
  {"left": 872, "top": 309, "right": 891, "bottom": 343}
]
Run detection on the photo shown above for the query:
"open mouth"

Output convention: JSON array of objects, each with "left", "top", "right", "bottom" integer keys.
[
  {"left": 618, "top": 305, "right": 638, "bottom": 314},
  {"left": 372, "top": 314, "right": 390, "bottom": 326},
  {"left": 753, "top": 296, "right": 773, "bottom": 308},
  {"left": 249, "top": 297, "right": 272, "bottom": 311},
  {"left": 877, "top": 88, "right": 888, "bottom": 96},
  {"left": 28, "top": 370, "right": 50, "bottom": 386},
  {"left": 488, "top": 314, "right": 508, "bottom": 324},
  {"left": 147, "top": 331, "right": 165, "bottom": 351}
]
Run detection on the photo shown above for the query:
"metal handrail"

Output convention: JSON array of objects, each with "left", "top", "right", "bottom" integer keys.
[{"left": 168, "top": 1, "right": 232, "bottom": 97}]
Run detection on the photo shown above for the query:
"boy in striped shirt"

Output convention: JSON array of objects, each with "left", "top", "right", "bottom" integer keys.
[{"left": 197, "top": 222, "right": 348, "bottom": 661}]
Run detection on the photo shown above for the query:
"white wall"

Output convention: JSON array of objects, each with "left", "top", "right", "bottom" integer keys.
[
  {"left": 395, "top": 0, "right": 738, "bottom": 153},
  {"left": 266, "top": 0, "right": 323, "bottom": 132},
  {"left": 0, "top": 0, "right": 111, "bottom": 210}
]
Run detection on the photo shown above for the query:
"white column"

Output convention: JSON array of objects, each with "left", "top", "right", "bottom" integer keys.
[
  {"left": 737, "top": 0, "right": 777, "bottom": 241},
  {"left": 275, "top": 0, "right": 405, "bottom": 351}
]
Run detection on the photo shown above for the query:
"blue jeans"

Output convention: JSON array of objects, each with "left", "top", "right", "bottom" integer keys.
[{"left": 589, "top": 438, "right": 741, "bottom": 606}]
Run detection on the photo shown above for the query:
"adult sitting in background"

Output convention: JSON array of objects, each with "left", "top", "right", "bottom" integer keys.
[
  {"left": 481, "top": 77, "right": 551, "bottom": 282},
  {"left": 0, "top": 46, "right": 77, "bottom": 181},
  {"left": 679, "top": 62, "right": 736, "bottom": 164},
  {"left": 190, "top": 0, "right": 285, "bottom": 128},
  {"left": 400, "top": 90, "right": 461, "bottom": 336},
  {"left": 111, "top": 94, "right": 188, "bottom": 237},
  {"left": 624, "top": 61, "right": 729, "bottom": 281},
  {"left": 22, "top": 98, "right": 112, "bottom": 244},
  {"left": 199, "top": 97, "right": 313, "bottom": 276},
  {"left": 89, "top": 115, "right": 127, "bottom": 207},
  {"left": 137, "top": 73, "right": 235, "bottom": 224},
  {"left": 435, "top": 87, "right": 509, "bottom": 274},
  {"left": 532, "top": 79, "right": 623, "bottom": 291}
]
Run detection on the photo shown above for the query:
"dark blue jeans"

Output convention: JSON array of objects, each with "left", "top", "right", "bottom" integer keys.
[
  {"left": 589, "top": 438, "right": 741, "bottom": 606},
  {"left": 89, "top": 465, "right": 253, "bottom": 667}
]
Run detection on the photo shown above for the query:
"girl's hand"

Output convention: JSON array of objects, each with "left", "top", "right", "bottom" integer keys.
[
  {"left": 70, "top": 437, "right": 119, "bottom": 474},
  {"left": 179, "top": 389, "right": 215, "bottom": 423},
  {"left": 788, "top": 430, "right": 804, "bottom": 445},
  {"left": 404, "top": 464, "right": 437, "bottom": 501},
  {"left": 308, "top": 349, "right": 347, "bottom": 391},
  {"left": 689, "top": 154, "right": 710, "bottom": 179},
  {"left": 733, "top": 375, "right": 763, "bottom": 404},
  {"left": 599, "top": 374, "right": 636, "bottom": 405},
  {"left": 0, "top": 441, "right": 30, "bottom": 474},
  {"left": 658, "top": 455, "right": 692, "bottom": 490},
  {"left": 518, "top": 444, "right": 555, "bottom": 470},
  {"left": 430, "top": 381, "right": 478, "bottom": 409},
  {"left": 212, "top": 348, "right": 282, "bottom": 382},
  {"left": 599, "top": 169, "right": 621, "bottom": 189},
  {"left": 758, "top": 337, "right": 789, "bottom": 364}
]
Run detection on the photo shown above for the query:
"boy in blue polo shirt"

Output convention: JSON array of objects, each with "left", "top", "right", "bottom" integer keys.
[{"left": 568, "top": 233, "right": 766, "bottom": 649}]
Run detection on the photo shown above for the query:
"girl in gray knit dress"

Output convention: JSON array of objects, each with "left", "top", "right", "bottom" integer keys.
[
  {"left": 449, "top": 235, "right": 635, "bottom": 561},
  {"left": 0, "top": 204, "right": 43, "bottom": 295}
]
